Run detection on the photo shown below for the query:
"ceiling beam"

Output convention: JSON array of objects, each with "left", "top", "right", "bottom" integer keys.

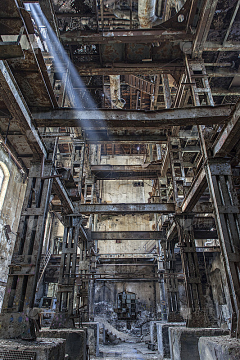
[
  {"left": 73, "top": 203, "right": 175, "bottom": 214},
  {"left": 60, "top": 29, "right": 194, "bottom": 45},
  {"left": 91, "top": 231, "right": 164, "bottom": 240},
  {"left": 0, "top": 60, "right": 47, "bottom": 158},
  {"left": 33, "top": 104, "right": 232, "bottom": 129},
  {"left": 213, "top": 99, "right": 240, "bottom": 157}
]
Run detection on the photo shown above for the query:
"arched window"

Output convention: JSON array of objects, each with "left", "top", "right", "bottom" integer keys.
[{"left": 0, "top": 162, "right": 10, "bottom": 212}]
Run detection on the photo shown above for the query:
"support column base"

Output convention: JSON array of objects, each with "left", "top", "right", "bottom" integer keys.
[
  {"left": 0, "top": 338, "right": 65, "bottom": 360},
  {"left": 186, "top": 310, "right": 210, "bottom": 328},
  {"left": 156, "top": 322, "right": 186, "bottom": 359},
  {"left": 39, "top": 328, "right": 87, "bottom": 360},
  {"left": 50, "top": 313, "right": 74, "bottom": 329},
  {"left": 168, "top": 312, "right": 184, "bottom": 323},
  {"left": 82, "top": 322, "right": 99, "bottom": 356},
  {"left": 0, "top": 312, "right": 35, "bottom": 339},
  {"left": 169, "top": 327, "right": 229, "bottom": 360},
  {"left": 198, "top": 336, "right": 240, "bottom": 360}
]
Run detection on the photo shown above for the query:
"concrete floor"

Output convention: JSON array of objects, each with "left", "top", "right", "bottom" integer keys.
[{"left": 91, "top": 342, "right": 160, "bottom": 360}]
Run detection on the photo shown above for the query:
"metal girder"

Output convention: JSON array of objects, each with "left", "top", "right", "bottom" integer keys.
[
  {"left": 181, "top": 167, "right": 207, "bottom": 212},
  {"left": 213, "top": 99, "right": 240, "bottom": 157},
  {"left": 91, "top": 231, "right": 164, "bottom": 240},
  {"left": 73, "top": 203, "right": 175, "bottom": 214},
  {"left": 33, "top": 104, "right": 232, "bottom": 129},
  {"left": 60, "top": 29, "right": 194, "bottom": 45}
]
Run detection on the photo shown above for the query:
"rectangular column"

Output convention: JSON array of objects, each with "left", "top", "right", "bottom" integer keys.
[
  {"left": 0, "top": 160, "right": 54, "bottom": 339},
  {"left": 205, "top": 159, "right": 240, "bottom": 337},
  {"left": 51, "top": 216, "right": 81, "bottom": 329}
]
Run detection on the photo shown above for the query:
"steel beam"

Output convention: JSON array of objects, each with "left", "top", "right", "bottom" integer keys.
[
  {"left": 91, "top": 231, "right": 164, "bottom": 240},
  {"left": 33, "top": 104, "right": 232, "bottom": 129},
  {"left": 73, "top": 203, "right": 175, "bottom": 214}
]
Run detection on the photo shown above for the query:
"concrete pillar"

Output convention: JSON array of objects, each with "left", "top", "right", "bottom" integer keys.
[{"left": 0, "top": 159, "right": 54, "bottom": 339}]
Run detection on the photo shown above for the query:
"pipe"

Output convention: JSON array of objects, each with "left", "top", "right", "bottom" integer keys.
[
  {"left": 109, "top": 75, "right": 125, "bottom": 109},
  {"left": 108, "top": 0, "right": 161, "bottom": 28},
  {"left": 110, "top": 0, "right": 187, "bottom": 29},
  {"left": 112, "top": 9, "right": 138, "bottom": 21},
  {"left": 138, "top": 0, "right": 158, "bottom": 28}
]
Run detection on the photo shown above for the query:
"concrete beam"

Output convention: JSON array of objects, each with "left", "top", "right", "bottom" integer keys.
[
  {"left": 211, "top": 87, "right": 240, "bottom": 96},
  {"left": 60, "top": 29, "right": 194, "bottom": 45},
  {"left": 193, "top": 0, "right": 219, "bottom": 56},
  {"left": 207, "top": 68, "right": 240, "bottom": 77},
  {"left": 203, "top": 41, "right": 240, "bottom": 52},
  {"left": 213, "top": 99, "right": 240, "bottom": 157},
  {"left": 0, "top": 60, "right": 47, "bottom": 158},
  {"left": 91, "top": 231, "right": 165, "bottom": 240},
  {"left": 52, "top": 177, "right": 74, "bottom": 214},
  {"left": 91, "top": 165, "right": 161, "bottom": 180},
  {"left": 181, "top": 167, "right": 207, "bottom": 213},
  {"left": 85, "top": 132, "right": 168, "bottom": 144},
  {"left": 33, "top": 104, "right": 232, "bottom": 129},
  {"left": 75, "top": 63, "right": 184, "bottom": 76},
  {"left": 194, "top": 230, "right": 218, "bottom": 239},
  {"left": 73, "top": 203, "right": 175, "bottom": 214}
]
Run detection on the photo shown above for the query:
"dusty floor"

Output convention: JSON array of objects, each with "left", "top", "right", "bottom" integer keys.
[{"left": 91, "top": 342, "right": 160, "bottom": 360}]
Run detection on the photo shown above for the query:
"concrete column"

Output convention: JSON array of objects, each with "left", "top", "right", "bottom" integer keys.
[{"left": 0, "top": 159, "right": 54, "bottom": 339}]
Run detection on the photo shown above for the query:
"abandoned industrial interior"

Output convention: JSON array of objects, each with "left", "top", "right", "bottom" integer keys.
[{"left": 1, "top": 0, "right": 240, "bottom": 359}]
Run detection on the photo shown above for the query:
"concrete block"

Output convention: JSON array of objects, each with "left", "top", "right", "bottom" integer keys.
[
  {"left": 150, "top": 321, "right": 162, "bottom": 344},
  {"left": 82, "top": 321, "right": 99, "bottom": 356},
  {"left": 0, "top": 312, "right": 35, "bottom": 339},
  {"left": 169, "top": 327, "right": 229, "bottom": 360},
  {"left": 156, "top": 322, "right": 185, "bottom": 359},
  {"left": 39, "top": 328, "right": 87, "bottom": 360},
  {"left": 198, "top": 335, "right": 240, "bottom": 360},
  {"left": 0, "top": 338, "right": 65, "bottom": 360}
]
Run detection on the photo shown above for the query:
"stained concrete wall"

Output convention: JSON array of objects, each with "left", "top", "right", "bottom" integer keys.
[
  {"left": 208, "top": 253, "right": 232, "bottom": 330},
  {"left": 100, "top": 155, "right": 147, "bottom": 166},
  {"left": 0, "top": 146, "right": 27, "bottom": 310},
  {"left": 94, "top": 154, "right": 160, "bottom": 330},
  {"left": 97, "top": 213, "right": 156, "bottom": 254}
]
